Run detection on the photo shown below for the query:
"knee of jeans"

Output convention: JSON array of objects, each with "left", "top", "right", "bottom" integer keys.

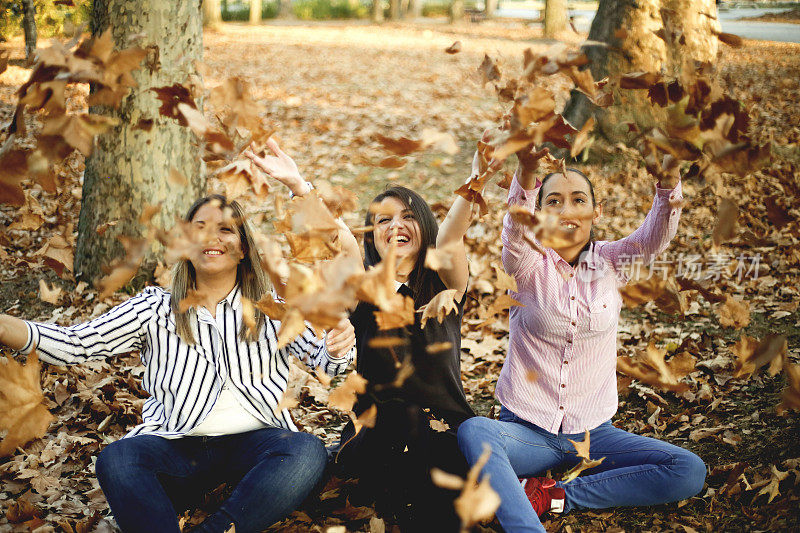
[
  {"left": 95, "top": 439, "right": 135, "bottom": 487},
  {"left": 672, "top": 450, "right": 707, "bottom": 500},
  {"left": 457, "top": 417, "right": 501, "bottom": 459},
  {"left": 287, "top": 433, "right": 327, "bottom": 472}
]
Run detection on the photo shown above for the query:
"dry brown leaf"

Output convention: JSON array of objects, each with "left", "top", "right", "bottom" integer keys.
[
  {"left": 712, "top": 197, "right": 739, "bottom": 247},
  {"left": 96, "top": 236, "right": 147, "bottom": 299},
  {"left": 38, "top": 279, "right": 62, "bottom": 305},
  {"left": 453, "top": 444, "right": 501, "bottom": 530},
  {"left": 429, "top": 418, "right": 451, "bottom": 432},
  {"left": 616, "top": 341, "right": 696, "bottom": 392},
  {"left": 0, "top": 352, "right": 55, "bottom": 457},
  {"left": 478, "top": 54, "right": 501, "bottom": 85},
  {"left": 563, "top": 429, "right": 606, "bottom": 483},
  {"left": 492, "top": 263, "right": 518, "bottom": 292},
  {"left": 757, "top": 465, "right": 789, "bottom": 503},
  {"left": 717, "top": 295, "right": 750, "bottom": 329},
  {"left": 419, "top": 289, "right": 459, "bottom": 328},
  {"left": 328, "top": 373, "right": 368, "bottom": 411},
  {"left": 732, "top": 334, "right": 787, "bottom": 378},
  {"left": 777, "top": 363, "right": 800, "bottom": 415},
  {"left": 445, "top": 41, "right": 462, "bottom": 54},
  {"left": 276, "top": 308, "right": 307, "bottom": 349}
]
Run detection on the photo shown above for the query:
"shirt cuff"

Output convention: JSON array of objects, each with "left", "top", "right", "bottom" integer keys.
[
  {"left": 288, "top": 181, "right": 314, "bottom": 199},
  {"left": 655, "top": 179, "right": 682, "bottom": 201},
  {"left": 509, "top": 169, "right": 542, "bottom": 205},
  {"left": 19, "top": 322, "right": 38, "bottom": 355}
]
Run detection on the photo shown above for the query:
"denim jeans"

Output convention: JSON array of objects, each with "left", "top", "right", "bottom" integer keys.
[
  {"left": 95, "top": 427, "right": 327, "bottom": 533},
  {"left": 457, "top": 407, "right": 706, "bottom": 533}
]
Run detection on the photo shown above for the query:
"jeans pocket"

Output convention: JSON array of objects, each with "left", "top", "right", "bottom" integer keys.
[{"left": 498, "top": 405, "right": 517, "bottom": 423}]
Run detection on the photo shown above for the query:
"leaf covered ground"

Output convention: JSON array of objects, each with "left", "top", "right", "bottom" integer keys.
[{"left": 1, "top": 19, "right": 800, "bottom": 532}]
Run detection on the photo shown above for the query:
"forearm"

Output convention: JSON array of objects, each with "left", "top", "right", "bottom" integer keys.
[
  {"left": 438, "top": 194, "right": 475, "bottom": 247},
  {"left": 517, "top": 166, "right": 539, "bottom": 190},
  {"left": 0, "top": 314, "right": 31, "bottom": 352}
]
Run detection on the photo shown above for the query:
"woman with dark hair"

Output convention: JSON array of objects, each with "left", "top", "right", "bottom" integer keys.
[
  {"left": 457, "top": 146, "right": 706, "bottom": 532},
  {"left": 329, "top": 157, "right": 499, "bottom": 530},
  {"left": 0, "top": 158, "right": 357, "bottom": 533}
]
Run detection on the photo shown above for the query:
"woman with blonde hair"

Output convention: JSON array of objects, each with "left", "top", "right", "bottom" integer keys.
[{"left": 0, "top": 169, "right": 357, "bottom": 533}]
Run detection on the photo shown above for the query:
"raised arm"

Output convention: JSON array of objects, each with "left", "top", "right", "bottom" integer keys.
[
  {"left": 282, "top": 319, "right": 355, "bottom": 377},
  {"left": 1, "top": 288, "right": 159, "bottom": 365},
  {"left": 599, "top": 179, "right": 683, "bottom": 273},
  {"left": 501, "top": 145, "right": 549, "bottom": 279}
]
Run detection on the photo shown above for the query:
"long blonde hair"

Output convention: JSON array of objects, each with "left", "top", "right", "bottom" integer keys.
[{"left": 170, "top": 195, "right": 269, "bottom": 344}]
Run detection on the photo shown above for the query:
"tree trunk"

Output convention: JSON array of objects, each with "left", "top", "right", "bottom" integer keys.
[
  {"left": 484, "top": 0, "right": 498, "bottom": 19},
  {"left": 372, "top": 0, "right": 384, "bottom": 22},
  {"left": 76, "top": 0, "right": 206, "bottom": 285},
  {"left": 389, "top": 0, "right": 401, "bottom": 20},
  {"left": 544, "top": 0, "right": 568, "bottom": 38},
  {"left": 408, "top": 0, "right": 422, "bottom": 19},
  {"left": 449, "top": 0, "right": 465, "bottom": 23},
  {"left": 250, "top": 0, "right": 261, "bottom": 24},
  {"left": 400, "top": 0, "right": 410, "bottom": 19},
  {"left": 203, "top": 0, "right": 222, "bottom": 28},
  {"left": 562, "top": 0, "right": 721, "bottom": 139},
  {"left": 21, "top": 0, "right": 37, "bottom": 61}
]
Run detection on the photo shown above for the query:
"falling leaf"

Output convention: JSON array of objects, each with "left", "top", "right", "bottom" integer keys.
[
  {"left": 454, "top": 444, "right": 501, "bottom": 529},
  {"left": 616, "top": 341, "right": 696, "bottom": 392},
  {"left": 424, "top": 241, "right": 461, "bottom": 272},
  {"left": 38, "top": 279, "right": 61, "bottom": 305},
  {"left": 570, "top": 116, "right": 595, "bottom": 158},
  {"left": 492, "top": 263, "right": 517, "bottom": 292},
  {"left": 712, "top": 197, "right": 738, "bottom": 247},
  {"left": 777, "top": 363, "right": 800, "bottom": 415},
  {"left": 40, "top": 113, "right": 119, "bottom": 157},
  {"left": 429, "top": 418, "right": 450, "bottom": 432},
  {"left": 376, "top": 155, "right": 407, "bottom": 169},
  {"left": 328, "top": 373, "right": 368, "bottom": 411},
  {"left": 717, "top": 295, "right": 750, "bottom": 329},
  {"left": 419, "top": 289, "right": 459, "bottom": 328},
  {"left": 0, "top": 352, "right": 55, "bottom": 457},
  {"left": 484, "top": 293, "right": 524, "bottom": 319},
  {"left": 374, "top": 296, "right": 416, "bottom": 330},
  {"left": 715, "top": 31, "right": 744, "bottom": 48},
  {"left": 426, "top": 342, "right": 453, "bottom": 354},
  {"left": 478, "top": 54, "right": 501, "bottom": 85},
  {"left": 620, "top": 71, "right": 663, "bottom": 90},
  {"left": 33, "top": 235, "right": 74, "bottom": 277},
  {"left": 151, "top": 84, "right": 197, "bottom": 126},
  {"left": 96, "top": 236, "right": 147, "bottom": 299},
  {"left": 168, "top": 167, "right": 188, "bottom": 187},
  {"left": 563, "top": 429, "right": 606, "bottom": 482},
  {"left": 375, "top": 134, "right": 424, "bottom": 156},
  {"left": 732, "top": 334, "right": 787, "bottom": 378},
  {"left": 445, "top": 41, "right": 462, "bottom": 54},
  {"left": 276, "top": 308, "right": 307, "bottom": 349}
]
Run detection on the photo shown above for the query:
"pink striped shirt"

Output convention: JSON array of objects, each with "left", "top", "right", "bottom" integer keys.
[{"left": 496, "top": 172, "right": 683, "bottom": 434}]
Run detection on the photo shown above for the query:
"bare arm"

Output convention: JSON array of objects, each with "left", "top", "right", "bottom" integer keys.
[
  {"left": 436, "top": 193, "right": 473, "bottom": 299},
  {"left": 0, "top": 314, "right": 31, "bottom": 352}
]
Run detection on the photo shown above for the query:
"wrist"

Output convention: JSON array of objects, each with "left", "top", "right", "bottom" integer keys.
[{"left": 289, "top": 179, "right": 311, "bottom": 197}]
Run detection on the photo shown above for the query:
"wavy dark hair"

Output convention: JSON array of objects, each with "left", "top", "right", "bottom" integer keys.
[{"left": 363, "top": 186, "right": 440, "bottom": 305}]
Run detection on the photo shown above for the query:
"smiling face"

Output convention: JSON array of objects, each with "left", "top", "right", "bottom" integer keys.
[
  {"left": 539, "top": 170, "right": 602, "bottom": 247},
  {"left": 371, "top": 196, "right": 422, "bottom": 265},
  {"left": 189, "top": 202, "right": 245, "bottom": 280}
]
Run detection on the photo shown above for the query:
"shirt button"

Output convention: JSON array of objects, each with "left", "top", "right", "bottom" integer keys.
[
  {"left": 569, "top": 273, "right": 574, "bottom": 278},
  {"left": 570, "top": 296, "right": 575, "bottom": 300},
  {"left": 563, "top": 360, "right": 568, "bottom": 364},
  {"left": 561, "top": 384, "right": 566, "bottom": 388},
  {"left": 571, "top": 321, "right": 576, "bottom": 326},
  {"left": 567, "top": 339, "right": 572, "bottom": 344},
  {"left": 559, "top": 406, "right": 564, "bottom": 410},
  {"left": 603, "top": 304, "right": 607, "bottom": 308}
]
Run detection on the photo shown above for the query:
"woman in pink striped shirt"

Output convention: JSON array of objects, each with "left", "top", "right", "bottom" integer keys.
[{"left": 457, "top": 147, "right": 705, "bottom": 532}]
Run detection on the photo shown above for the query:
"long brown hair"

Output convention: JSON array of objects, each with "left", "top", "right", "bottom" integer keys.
[{"left": 170, "top": 195, "right": 269, "bottom": 344}]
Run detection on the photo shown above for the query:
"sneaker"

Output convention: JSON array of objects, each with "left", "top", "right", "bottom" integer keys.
[{"left": 520, "top": 477, "right": 565, "bottom": 516}]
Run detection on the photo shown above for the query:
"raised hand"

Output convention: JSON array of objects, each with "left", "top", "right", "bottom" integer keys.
[{"left": 244, "top": 138, "right": 309, "bottom": 196}]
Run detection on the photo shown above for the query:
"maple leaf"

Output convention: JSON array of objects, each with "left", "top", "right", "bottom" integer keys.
[
  {"left": 313, "top": 181, "right": 359, "bottom": 218},
  {"left": 96, "top": 236, "right": 147, "bottom": 299},
  {"left": 255, "top": 293, "right": 287, "bottom": 321},
  {"left": 328, "top": 373, "right": 368, "bottom": 411},
  {"left": 151, "top": 84, "right": 197, "bottom": 126},
  {"left": 9, "top": 191, "right": 44, "bottom": 231},
  {"left": 616, "top": 341, "right": 696, "bottom": 392},
  {"left": 374, "top": 296, "right": 416, "bottom": 330},
  {"left": 168, "top": 167, "right": 188, "bottom": 187},
  {"left": 40, "top": 113, "right": 119, "bottom": 157},
  {"left": 33, "top": 235, "right": 74, "bottom": 277},
  {"left": 374, "top": 134, "right": 424, "bottom": 156},
  {"left": 492, "top": 263, "right": 518, "bottom": 292},
  {"left": 485, "top": 294, "right": 524, "bottom": 318},
  {"left": 732, "top": 334, "right": 787, "bottom": 378},
  {"left": 756, "top": 465, "right": 789, "bottom": 503},
  {"left": 429, "top": 418, "right": 450, "bottom": 432},
  {"left": 0, "top": 352, "right": 55, "bottom": 457},
  {"left": 38, "top": 279, "right": 62, "bottom": 305},
  {"left": 510, "top": 87, "right": 556, "bottom": 130},
  {"left": 445, "top": 41, "right": 462, "bottom": 54},
  {"left": 419, "top": 289, "right": 459, "bottom": 328},
  {"left": 453, "top": 183, "right": 488, "bottom": 217},
  {"left": 717, "top": 295, "right": 750, "bottom": 329},
  {"left": 563, "top": 429, "right": 606, "bottom": 483}
]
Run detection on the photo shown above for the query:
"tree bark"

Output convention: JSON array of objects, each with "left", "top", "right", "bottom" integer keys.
[
  {"left": 400, "top": 0, "right": 410, "bottom": 19},
  {"left": 203, "top": 0, "right": 222, "bottom": 28},
  {"left": 408, "top": 0, "right": 422, "bottom": 19},
  {"left": 389, "top": 0, "right": 401, "bottom": 20},
  {"left": 278, "top": 0, "right": 294, "bottom": 18},
  {"left": 76, "top": 0, "right": 206, "bottom": 285},
  {"left": 544, "top": 0, "right": 568, "bottom": 38},
  {"left": 562, "top": 0, "right": 721, "bottom": 138},
  {"left": 21, "top": 0, "right": 37, "bottom": 61},
  {"left": 250, "top": 0, "right": 261, "bottom": 24},
  {"left": 484, "top": 0, "right": 498, "bottom": 19},
  {"left": 372, "top": 0, "right": 384, "bottom": 22},
  {"left": 449, "top": 0, "right": 465, "bottom": 23}
]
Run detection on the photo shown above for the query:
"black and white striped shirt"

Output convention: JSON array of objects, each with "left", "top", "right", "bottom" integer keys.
[{"left": 21, "top": 285, "right": 353, "bottom": 438}]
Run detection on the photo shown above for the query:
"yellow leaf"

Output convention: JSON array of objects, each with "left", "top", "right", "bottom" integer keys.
[{"left": 0, "top": 352, "right": 54, "bottom": 457}]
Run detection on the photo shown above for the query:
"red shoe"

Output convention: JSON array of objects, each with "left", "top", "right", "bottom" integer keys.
[{"left": 520, "top": 477, "right": 565, "bottom": 516}]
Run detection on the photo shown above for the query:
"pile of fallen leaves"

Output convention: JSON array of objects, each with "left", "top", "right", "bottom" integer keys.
[{"left": 1, "top": 18, "right": 799, "bottom": 533}]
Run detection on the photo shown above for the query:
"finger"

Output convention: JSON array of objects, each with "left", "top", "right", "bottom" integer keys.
[{"left": 266, "top": 137, "right": 282, "bottom": 157}]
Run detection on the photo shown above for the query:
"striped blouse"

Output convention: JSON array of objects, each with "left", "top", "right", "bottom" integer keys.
[
  {"left": 21, "top": 285, "right": 353, "bottom": 438},
  {"left": 497, "top": 172, "right": 683, "bottom": 434}
]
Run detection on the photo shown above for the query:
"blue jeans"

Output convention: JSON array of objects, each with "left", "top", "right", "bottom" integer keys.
[
  {"left": 457, "top": 407, "right": 706, "bottom": 533},
  {"left": 95, "top": 427, "right": 327, "bottom": 533}
]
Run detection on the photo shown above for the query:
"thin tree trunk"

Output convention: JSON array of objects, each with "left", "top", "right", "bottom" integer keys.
[
  {"left": 278, "top": 0, "right": 294, "bottom": 18},
  {"left": 250, "top": 0, "right": 261, "bottom": 24},
  {"left": 408, "top": 0, "right": 422, "bottom": 19},
  {"left": 203, "top": 0, "right": 222, "bottom": 28},
  {"left": 76, "top": 0, "right": 206, "bottom": 284},
  {"left": 544, "top": 0, "right": 568, "bottom": 38},
  {"left": 400, "top": 0, "right": 410, "bottom": 19},
  {"left": 372, "top": 0, "right": 384, "bottom": 22},
  {"left": 389, "top": 0, "right": 401, "bottom": 20},
  {"left": 21, "top": 0, "right": 37, "bottom": 61},
  {"left": 562, "top": 0, "right": 720, "bottom": 138},
  {"left": 449, "top": 0, "right": 465, "bottom": 23},
  {"left": 484, "top": 0, "right": 498, "bottom": 19}
]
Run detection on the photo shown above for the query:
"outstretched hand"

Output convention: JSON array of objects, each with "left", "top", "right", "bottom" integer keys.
[
  {"left": 244, "top": 138, "right": 307, "bottom": 196},
  {"left": 517, "top": 144, "right": 550, "bottom": 175}
]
